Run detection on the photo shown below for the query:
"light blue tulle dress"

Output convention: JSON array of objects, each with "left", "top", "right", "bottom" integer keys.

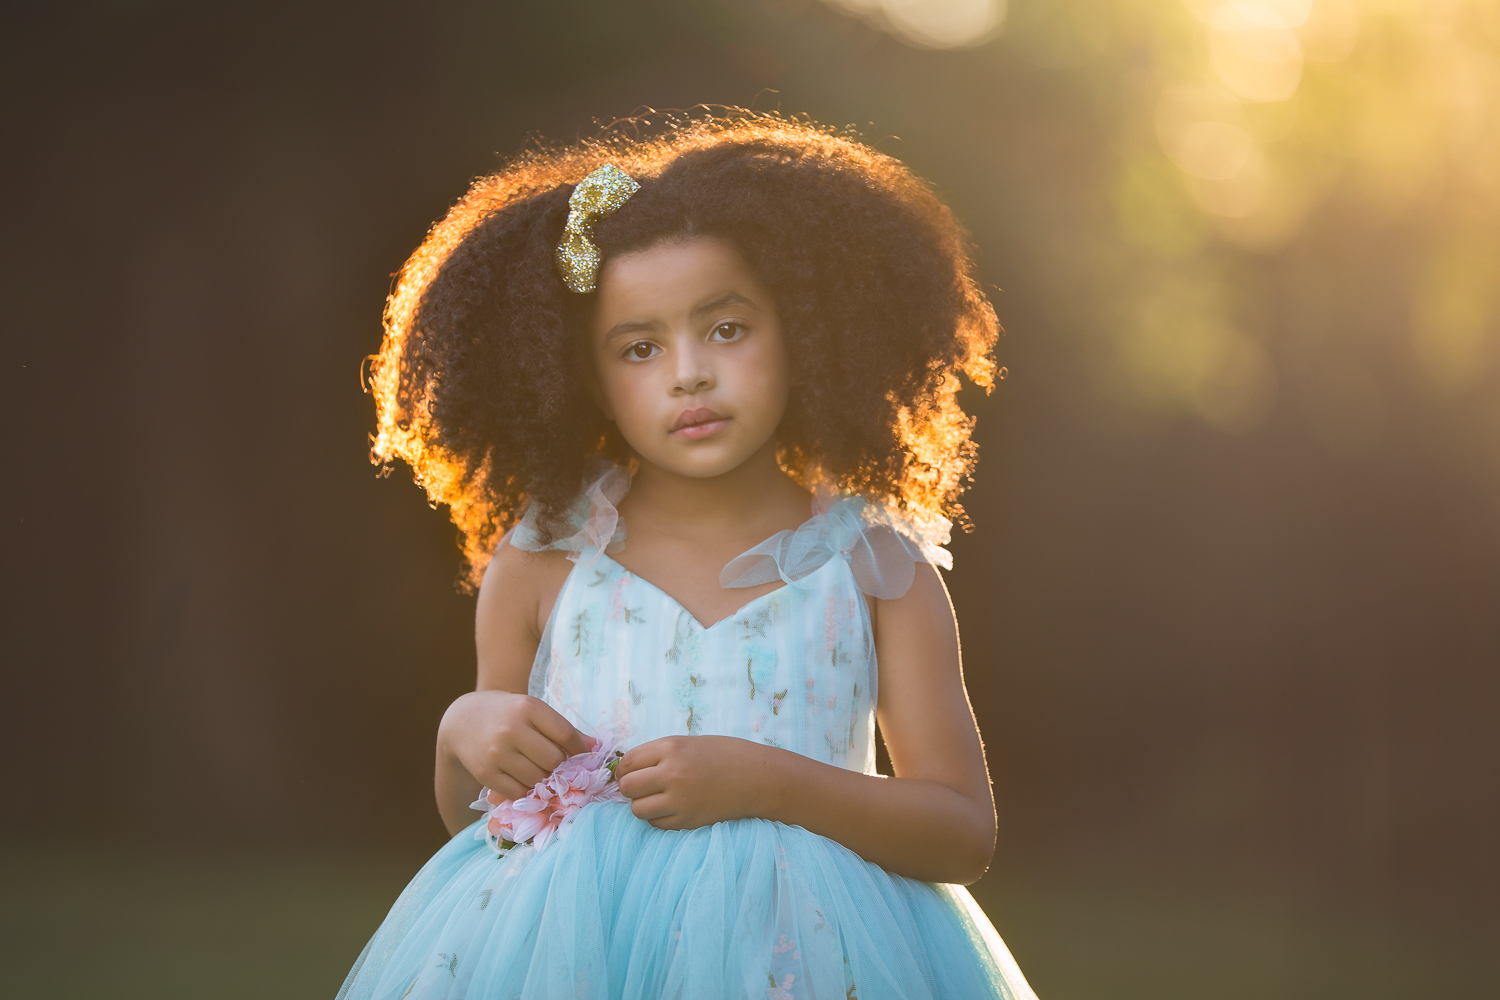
[{"left": 338, "top": 465, "right": 1037, "bottom": 1000}]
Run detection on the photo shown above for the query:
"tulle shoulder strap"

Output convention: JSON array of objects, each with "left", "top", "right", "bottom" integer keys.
[
  {"left": 720, "top": 494, "right": 952, "bottom": 601},
  {"left": 507, "top": 460, "right": 629, "bottom": 573}
]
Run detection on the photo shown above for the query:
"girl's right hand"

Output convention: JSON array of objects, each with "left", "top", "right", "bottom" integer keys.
[{"left": 438, "top": 690, "right": 593, "bottom": 801}]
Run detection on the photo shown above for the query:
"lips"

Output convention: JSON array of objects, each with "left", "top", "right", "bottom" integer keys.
[{"left": 670, "top": 407, "right": 730, "bottom": 439}]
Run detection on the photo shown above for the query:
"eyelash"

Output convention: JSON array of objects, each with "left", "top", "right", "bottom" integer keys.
[{"left": 620, "top": 322, "right": 747, "bottom": 361}]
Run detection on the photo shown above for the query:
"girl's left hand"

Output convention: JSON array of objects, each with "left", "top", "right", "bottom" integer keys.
[{"left": 614, "top": 735, "right": 776, "bottom": 830}]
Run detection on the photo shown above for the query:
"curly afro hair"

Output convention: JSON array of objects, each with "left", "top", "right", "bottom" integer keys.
[{"left": 369, "top": 111, "right": 1000, "bottom": 589}]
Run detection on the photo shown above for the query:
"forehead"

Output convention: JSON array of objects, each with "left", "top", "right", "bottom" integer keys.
[{"left": 592, "top": 236, "right": 768, "bottom": 327}]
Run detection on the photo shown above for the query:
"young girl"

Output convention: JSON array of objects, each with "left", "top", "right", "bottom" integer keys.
[{"left": 343, "top": 113, "right": 1037, "bottom": 1000}]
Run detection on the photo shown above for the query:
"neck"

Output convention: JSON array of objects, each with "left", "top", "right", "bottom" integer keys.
[{"left": 622, "top": 440, "right": 808, "bottom": 544}]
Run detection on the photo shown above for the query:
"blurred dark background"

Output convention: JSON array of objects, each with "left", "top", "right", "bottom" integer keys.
[{"left": 3, "top": 1, "right": 1497, "bottom": 996}]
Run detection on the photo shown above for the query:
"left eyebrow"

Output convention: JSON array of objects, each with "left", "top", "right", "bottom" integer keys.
[{"left": 691, "top": 292, "right": 759, "bottom": 319}]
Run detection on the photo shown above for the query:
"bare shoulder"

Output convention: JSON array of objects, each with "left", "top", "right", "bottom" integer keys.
[
  {"left": 475, "top": 540, "right": 575, "bottom": 691},
  {"left": 872, "top": 562, "right": 959, "bottom": 646},
  {"left": 480, "top": 540, "right": 574, "bottom": 609}
]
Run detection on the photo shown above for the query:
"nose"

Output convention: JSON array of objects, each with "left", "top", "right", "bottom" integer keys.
[{"left": 669, "top": 343, "right": 715, "bottom": 396}]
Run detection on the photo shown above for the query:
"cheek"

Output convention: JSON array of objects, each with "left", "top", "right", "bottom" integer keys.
[
  {"left": 740, "top": 337, "right": 791, "bottom": 411},
  {"left": 596, "top": 363, "right": 654, "bottom": 425}
]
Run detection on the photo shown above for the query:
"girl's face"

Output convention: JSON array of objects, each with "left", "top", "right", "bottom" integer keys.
[{"left": 589, "top": 236, "right": 789, "bottom": 479}]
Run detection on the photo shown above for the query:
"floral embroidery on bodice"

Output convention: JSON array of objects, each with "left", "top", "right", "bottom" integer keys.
[
  {"left": 511, "top": 463, "right": 952, "bottom": 775},
  {"left": 532, "top": 550, "right": 878, "bottom": 772}
]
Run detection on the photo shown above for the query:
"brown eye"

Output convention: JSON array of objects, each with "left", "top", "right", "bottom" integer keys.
[
  {"left": 627, "top": 341, "right": 658, "bottom": 360},
  {"left": 709, "top": 322, "right": 745, "bottom": 343}
]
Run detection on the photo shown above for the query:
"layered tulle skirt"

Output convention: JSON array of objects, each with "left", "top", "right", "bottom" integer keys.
[{"left": 338, "top": 802, "right": 1035, "bottom": 1000}]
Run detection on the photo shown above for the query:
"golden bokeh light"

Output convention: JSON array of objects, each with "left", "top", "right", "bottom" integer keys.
[
  {"left": 1300, "top": 0, "right": 1359, "bottom": 60},
  {"left": 1156, "top": 86, "right": 1257, "bottom": 180},
  {"left": 1057, "top": 0, "right": 1500, "bottom": 433},
  {"left": 1210, "top": 4, "right": 1305, "bottom": 102},
  {"left": 822, "top": 0, "right": 1007, "bottom": 49}
]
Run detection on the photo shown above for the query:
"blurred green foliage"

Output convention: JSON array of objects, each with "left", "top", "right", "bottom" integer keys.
[{"left": 0, "top": 850, "right": 408, "bottom": 999}]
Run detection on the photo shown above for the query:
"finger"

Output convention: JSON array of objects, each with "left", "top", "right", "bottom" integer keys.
[
  {"left": 616, "top": 738, "right": 667, "bottom": 778},
  {"left": 512, "top": 726, "right": 569, "bottom": 776},
  {"left": 615, "top": 765, "right": 667, "bottom": 800},
  {"left": 628, "top": 792, "right": 675, "bottom": 822},
  {"left": 466, "top": 751, "right": 537, "bottom": 799},
  {"left": 497, "top": 748, "right": 550, "bottom": 789},
  {"left": 479, "top": 774, "right": 529, "bottom": 802},
  {"left": 527, "top": 699, "right": 593, "bottom": 758},
  {"left": 649, "top": 814, "right": 691, "bottom": 831}
]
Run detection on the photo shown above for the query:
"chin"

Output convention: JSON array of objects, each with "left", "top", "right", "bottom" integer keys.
[
  {"left": 663, "top": 458, "right": 750, "bottom": 479},
  {"left": 642, "top": 445, "right": 756, "bottom": 479}
]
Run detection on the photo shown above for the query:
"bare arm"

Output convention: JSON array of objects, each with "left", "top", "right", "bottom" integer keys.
[
  {"left": 434, "top": 542, "right": 589, "bottom": 835},
  {"left": 616, "top": 564, "right": 996, "bottom": 884}
]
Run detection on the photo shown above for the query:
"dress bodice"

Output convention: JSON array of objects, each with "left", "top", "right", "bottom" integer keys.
[
  {"left": 513, "top": 463, "right": 952, "bottom": 775},
  {"left": 530, "top": 548, "right": 881, "bottom": 772}
]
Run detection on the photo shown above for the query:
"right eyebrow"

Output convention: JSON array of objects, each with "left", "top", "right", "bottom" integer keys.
[{"left": 603, "top": 319, "right": 659, "bottom": 342}]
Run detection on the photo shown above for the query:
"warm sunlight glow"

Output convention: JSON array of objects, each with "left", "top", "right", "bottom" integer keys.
[
  {"left": 1210, "top": 4, "right": 1305, "bottom": 102},
  {"left": 823, "top": 0, "right": 1006, "bottom": 49},
  {"left": 1073, "top": 0, "right": 1500, "bottom": 430}
]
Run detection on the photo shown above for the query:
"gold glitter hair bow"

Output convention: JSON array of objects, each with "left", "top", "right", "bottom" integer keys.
[{"left": 555, "top": 164, "right": 641, "bottom": 293}]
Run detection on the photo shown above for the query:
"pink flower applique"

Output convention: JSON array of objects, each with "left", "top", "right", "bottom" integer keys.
[
  {"left": 471, "top": 730, "right": 628, "bottom": 857},
  {"left": 766, "top": 972, "right": 796, "bottom": 1000},
  {"left": 773, "top": 934, "right": 796, "bottom": 955}
]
